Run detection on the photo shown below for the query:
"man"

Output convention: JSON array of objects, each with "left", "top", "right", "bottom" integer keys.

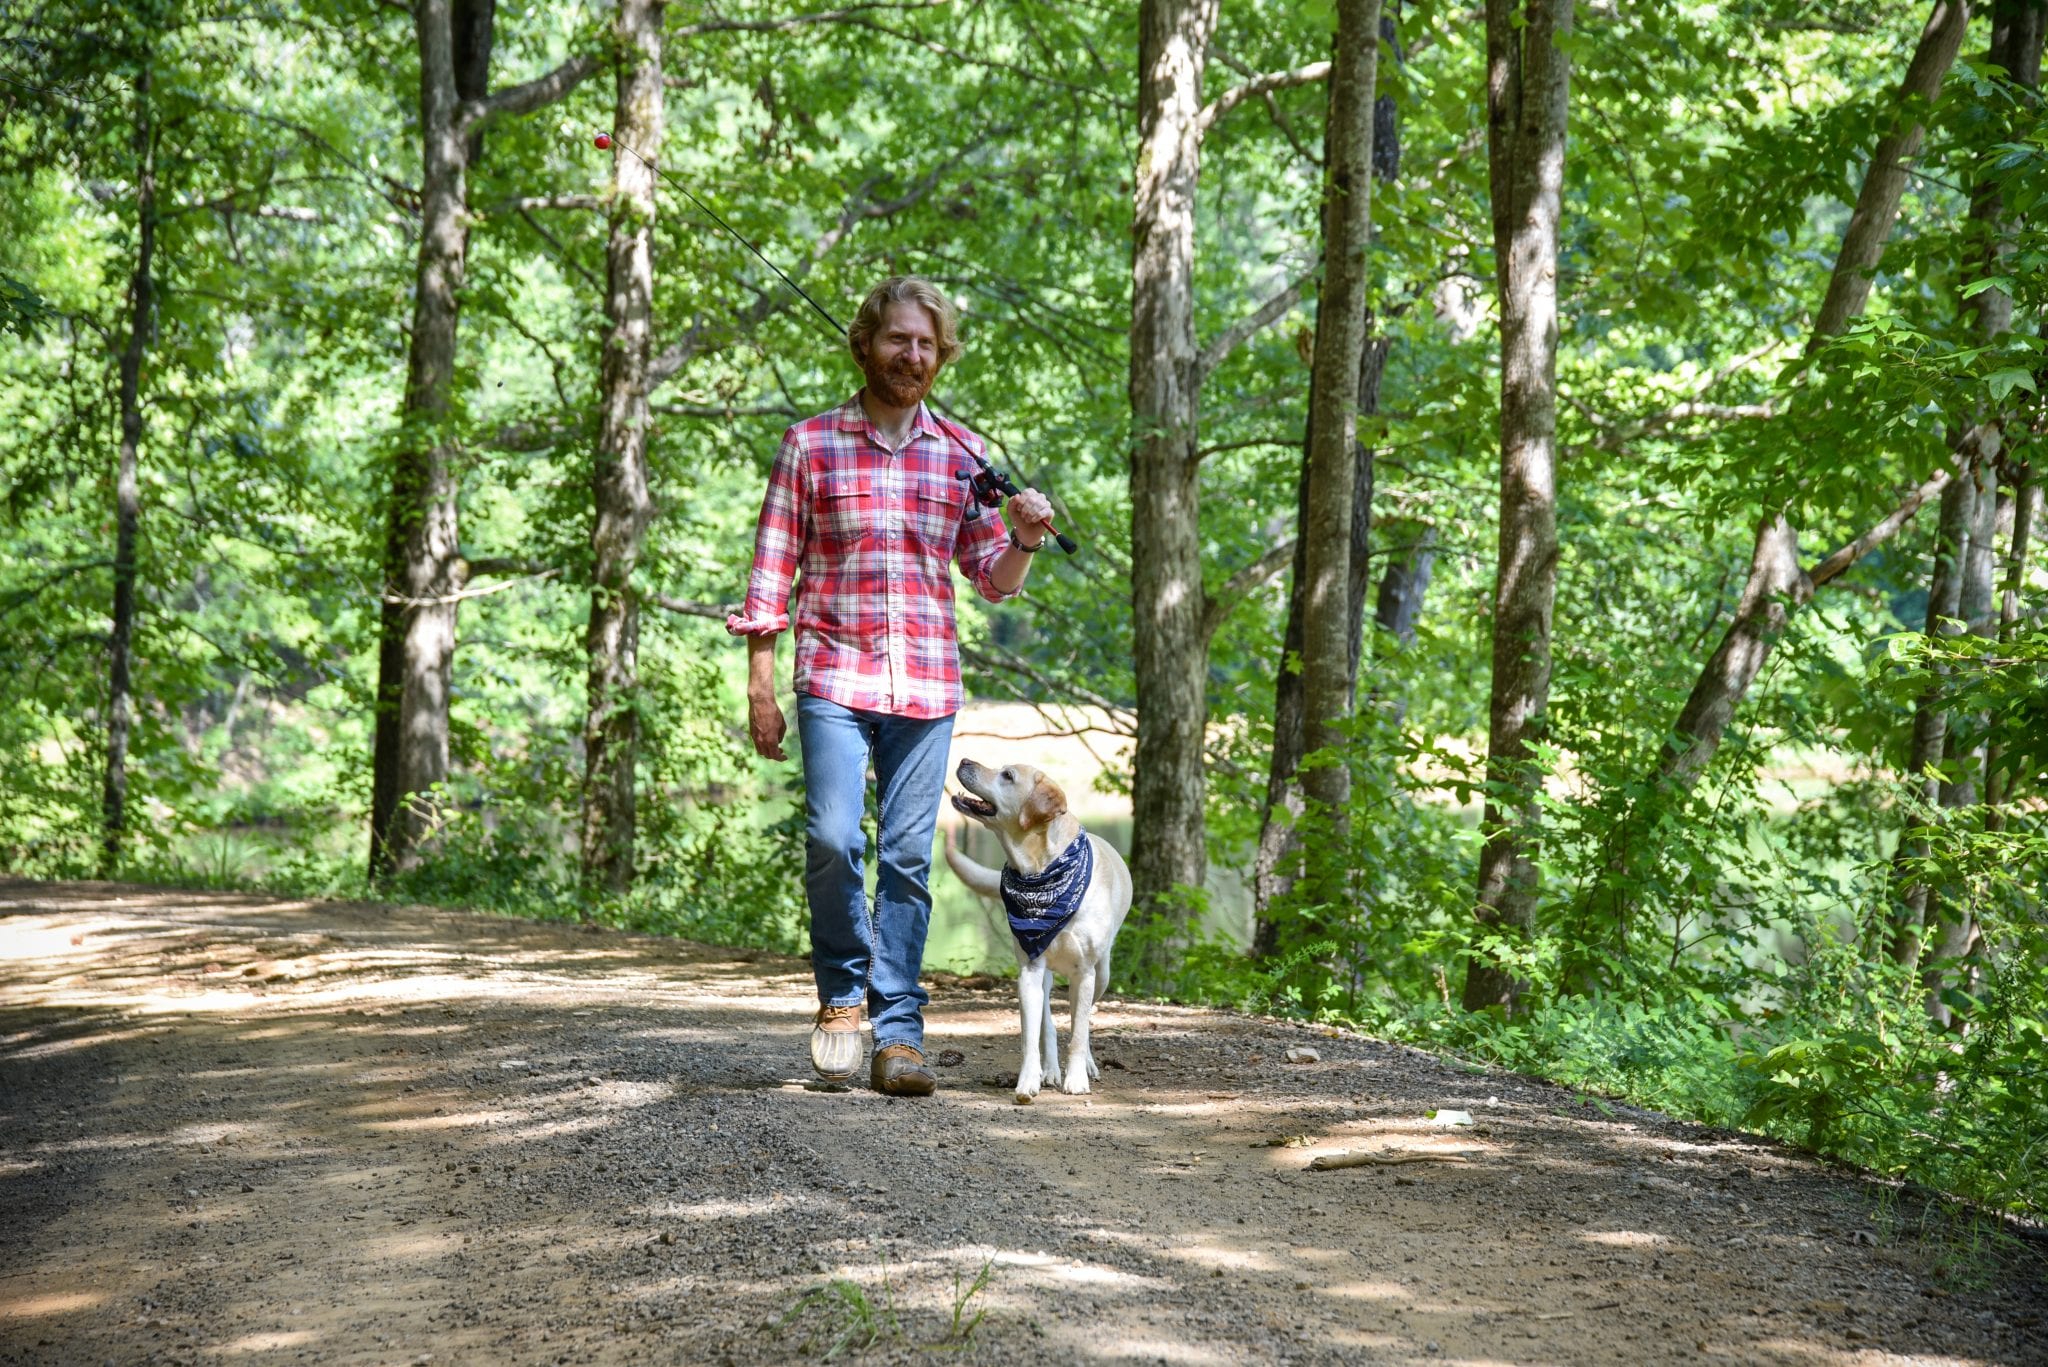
[{"left": 726, "top": 276, "right": 1055, "bottom": 1096}]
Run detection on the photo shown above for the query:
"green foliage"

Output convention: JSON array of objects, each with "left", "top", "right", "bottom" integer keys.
[{"left": 2, "top": 0, "right": 2044, "bottom": 1229}]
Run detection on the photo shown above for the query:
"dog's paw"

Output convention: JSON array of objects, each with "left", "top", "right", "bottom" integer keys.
[
  {"left": 1059, "top": 1070, "right": 1091, "bottom": 1096},
  {"left": 1083, "top": 1051, "right": 1101, "bottom": 1081},
  {"left": 1044, "top": 1060, "right": 1063, "bottom": 1089},
  {"left": 1014, "top": 1067, "right": 1042, "bottom": 1104}
]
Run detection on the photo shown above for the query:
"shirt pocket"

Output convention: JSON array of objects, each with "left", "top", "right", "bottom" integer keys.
[
  {"left": 908, "top": 480, "right": 964, "bottom": 557},
  {"left": 812, "top": 473, "right": 872, "bottom": 550}
]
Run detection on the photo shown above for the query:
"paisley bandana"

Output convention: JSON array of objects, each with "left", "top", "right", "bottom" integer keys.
[{"left": 1000, "top": 832, "right": 1094, "bottom": 962}]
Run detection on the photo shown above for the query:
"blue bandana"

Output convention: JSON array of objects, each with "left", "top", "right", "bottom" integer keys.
[{"left": 1000, "top": 832, "right": 1094, "bottom": 962}]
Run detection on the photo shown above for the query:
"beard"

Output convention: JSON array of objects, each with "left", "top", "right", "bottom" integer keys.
[{"left": 861, "top": 351, "right": 937, "bottom": 409}]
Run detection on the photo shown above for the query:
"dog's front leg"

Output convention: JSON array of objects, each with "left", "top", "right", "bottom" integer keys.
[
  {"left": 1014, "top": 958, "right": 1048, "bottom": 1102},
  {"left": 1041, "top": 978, "right": 1062, "bottom": 1089},
  {"left": 1059, "top": 959, "right": 1099, "bottom": 1094}
]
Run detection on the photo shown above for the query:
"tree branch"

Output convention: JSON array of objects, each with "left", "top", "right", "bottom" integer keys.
[
  {"left": 494, "top": 194, "right": 603, "bottom": 213},
  {"left": 1197, "top": 61, "right": 1331, "bottom": 141},
  {"left": 1201, "top": 538, "right": 1298, "bottom": 641},
  {"left": 652, "top": 593, "right": 737, "bottom": 621},
  {"left": 648, "top": 137, "right": 982, "bottom": 390},
  {"left": 1805, "top": 426, "right": 1997, "bottom": 591},
  {"left": 958, "top": 640, "right": 1136, "bottom": 731},
  {"left": 671, "top": 0, "right": 952, "bottom": 37},
  {"left": 1197, "top": 267, "right": 1315, "bottom": 382},
  {"left": 652, "top": 402, "right": 802, "bottom": 419},
  {"left": 458, "top": 53, "right": 601, "bottom": 140}
]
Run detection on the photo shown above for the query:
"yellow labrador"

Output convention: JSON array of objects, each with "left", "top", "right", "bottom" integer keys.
[{"left": 944, "top": 759, "right": 1132, "bottom": 1101}]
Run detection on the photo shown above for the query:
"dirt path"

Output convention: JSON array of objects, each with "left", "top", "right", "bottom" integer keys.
[{"left": 2, "top": 880, "right": 2042, "bottom": 1367}]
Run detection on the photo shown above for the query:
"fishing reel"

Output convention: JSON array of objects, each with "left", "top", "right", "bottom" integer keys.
[
  {"left": 954, "top": 458, "right": 1079, "bottom": 554},
  {"left": 955, "top": 461, "right": 1012, "bottom": 518}
]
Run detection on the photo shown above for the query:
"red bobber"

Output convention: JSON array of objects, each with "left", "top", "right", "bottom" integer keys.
[{"left": 593, "top": 132, "right": 612, "bottom": 149}]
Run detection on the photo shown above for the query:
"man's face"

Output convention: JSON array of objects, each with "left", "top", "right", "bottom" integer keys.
[{"left": 860, "top": 300, "right": 942, "bottom": 408}]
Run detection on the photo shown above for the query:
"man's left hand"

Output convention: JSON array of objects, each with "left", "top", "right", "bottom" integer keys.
[{"left": 1006, "top": 488, "right": 1055, "bottom": 548}]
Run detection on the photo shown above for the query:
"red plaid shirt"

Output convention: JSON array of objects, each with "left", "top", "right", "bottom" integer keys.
[{"left": 726, "top": 394, "right": 1015, "bottom": 718}]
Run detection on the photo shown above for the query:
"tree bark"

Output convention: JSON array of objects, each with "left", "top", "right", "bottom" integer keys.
[
  {"left": 1128, "top": 0, "right": 1221, "bottom": 923},
  {"left": 1251, "top": 8, "right": 1402, "bottom": 941},
  {"left": 579, "top": 0, "right": 665, "bottom": 897},
  {"left": 1985, "top": 465, "right": 2038, "bottom": 821},
  {"left": 1650, "top": 0, "right": 1969, "bottom": 794},
  {"left": 371, "top": 0, "right": 478, "bottom": 880},
  {"left": 1299, "top": 0, "right": 1384, "bottom": 839},
  {"left": 369, "top": 8, "right": 594, "bottom": 881},
  {"left": 102, "top": 60, "right": 155, "bottom": 875},
  {"left": 1250, "top": 342, "right": 1386, "bottom": 943},
  {"left": 1462, "top": 0, "right": 1571, "bottom": 1014},
  {"left": 1905, "top": 0, "right": 2041, "bottom": 1004},
  {"left": 1890, "top": 468, "right": 1977, "bottom": 969}
]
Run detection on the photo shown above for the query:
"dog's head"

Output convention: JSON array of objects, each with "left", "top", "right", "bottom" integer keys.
[{"left": 950, "top": 759, "right": 1068, "bottom": 837}]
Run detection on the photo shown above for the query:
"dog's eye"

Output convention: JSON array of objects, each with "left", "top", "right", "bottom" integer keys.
[{"left": 1001, "top": 769, "right": 1013, "bottom": 782}]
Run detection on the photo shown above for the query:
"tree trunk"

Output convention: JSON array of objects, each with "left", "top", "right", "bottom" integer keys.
[
  {"left": 1461, "top": 0, "right": 1570, "bottom": 1014},
  {"left": 1251, "top": 10, "right": 1402, "bottom": 941},
  {"left": 1889, "top": 469, "right": 1977, "bottom": 969},
  {"left": 1912, "top": 0, "right": 2041, "bottom": 1008},
  {"left": 579, "top": 0, "right": 665, "bottom": 897},
  {"left": 1374, "top": 524, "right": 1436, "bottom": 650},
  {"left": 1651, "top": 0, "right": 1969, "bottom": 793},
  {"left": 102, "top": 61, "right": 155, "bottom": 876},
  {"left": 1923, "top": 458, "right": 2001, "bottom": 1024},
  {"left": 1985, "top": 465, "right": 2038, "bottom": 821},
  {"left": 370, "top": 0, "right": 483, "bottom": 879},
  {"left": 1128, "top": 0, "right": 1221, "bottom": 924},
  {"left": 1299, "top": 0, "right": 1384, "bottom": 840},
  {"left": 1250, "top": 340, "right": 1386, "bottom": 943}
]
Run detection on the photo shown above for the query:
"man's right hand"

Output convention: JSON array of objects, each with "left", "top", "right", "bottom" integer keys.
[{"left": 748, "top": 690, "right": 788, "bottom": 761}]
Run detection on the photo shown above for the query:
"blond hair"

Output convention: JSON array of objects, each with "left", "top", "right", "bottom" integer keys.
[{"left": 848, "top": 276, "right": 963, "bottom": 368}]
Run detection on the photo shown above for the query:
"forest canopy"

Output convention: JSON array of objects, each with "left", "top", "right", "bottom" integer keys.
[{"left": 2, "top": 0, "right": 2044, "bottom": 1216}]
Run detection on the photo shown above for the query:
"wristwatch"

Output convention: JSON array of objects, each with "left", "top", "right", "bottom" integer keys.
[{"left": 1008, "top": 525, "right": 1045, "bottom": 553}]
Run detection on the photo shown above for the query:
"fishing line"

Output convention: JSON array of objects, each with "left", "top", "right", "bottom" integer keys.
[{"left": 592, "top": 130, "right": 1077, "bottom": 554}]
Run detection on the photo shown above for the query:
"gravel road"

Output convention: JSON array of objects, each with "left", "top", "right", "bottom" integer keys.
[{"left": 2, "top": 879, "right": 2042, "bottom": 1366}]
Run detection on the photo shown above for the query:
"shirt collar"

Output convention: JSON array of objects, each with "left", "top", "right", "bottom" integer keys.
[{"left": 835, "top": 391, "right": 942, "bottom": 447}]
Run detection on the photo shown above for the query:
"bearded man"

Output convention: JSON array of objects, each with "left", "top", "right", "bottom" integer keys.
[{"left": 727, "top": 276, "right": 1056, "bottom": 1096}]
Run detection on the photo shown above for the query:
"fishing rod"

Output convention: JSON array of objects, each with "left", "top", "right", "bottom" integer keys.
[{"left": 593, "top": 130, "right": 1077, "bottom": 556}]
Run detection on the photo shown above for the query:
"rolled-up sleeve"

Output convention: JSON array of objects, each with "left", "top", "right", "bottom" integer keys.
[
  {"left": 726, "top": 431, "right": 806, "bottom": 637},
  {"left": 958, "top": 502, "right": 1017, "bottom": 604}
]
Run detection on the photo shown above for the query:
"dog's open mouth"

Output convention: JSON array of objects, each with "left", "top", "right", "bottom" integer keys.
[{"left": 949, "top": 791, "right": 997, "bottom": 819}]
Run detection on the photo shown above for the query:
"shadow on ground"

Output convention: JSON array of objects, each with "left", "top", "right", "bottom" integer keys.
[{"left": 2, "top": 878, "right": 2043, "bottom": 1366}]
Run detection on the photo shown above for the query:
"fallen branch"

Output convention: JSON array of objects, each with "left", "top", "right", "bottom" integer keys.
[{"left": 1308, "top": 1149, "right": 1473, "bottom": 1171}]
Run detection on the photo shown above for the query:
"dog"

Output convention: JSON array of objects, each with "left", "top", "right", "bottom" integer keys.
[{"left": 943, "top": 759, "right": 1132, "bottom": 1102}]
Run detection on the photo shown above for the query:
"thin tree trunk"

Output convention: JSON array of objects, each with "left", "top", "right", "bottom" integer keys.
[
  {"left": 102, "top": 61, "right": 155, "bottom": 875},
  {"left": 1984, "top": 466, "right": 2038, "bottom": 822},
  {"left": 580, "top": 0, "right": 665, "bottom": 897},
  {"left": 1922, "top": 458, "right": 2001, "bottom": 1024},
  {"left": 1651, "top": 0, "right": 1969, "bottom": 793},
  {"left": 1909, "top": 0, "right": 2041, "bottom": 1003},
  {"left": 1374, "top": 524, "right": 1436, "bottom": 650},
  {"left": 1890, "top": 470, "right": 1977, "bottom": 969},
  {"left": 1462, "top": 0, "right": 1570, "bottom": 1013},
  {"left": 1300, "top": 0, "right": 1384, "bottom": 842},
  {"left": 1128, "top": 0, "right": 1221, "bottom": 925},
  {"left": 1251, "top": 12, "right": 1402, "bottom": 940},
  {"left": 370, "top": 0, "right": 480, "bottom": 879},
  {"left": 1250, "top": 341, "right": 1385, "bottom": 945}
]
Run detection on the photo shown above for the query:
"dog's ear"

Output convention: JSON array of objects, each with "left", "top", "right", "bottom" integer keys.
[{"left": 1021, "top": 777, "right": 1067, "bottom": 830}]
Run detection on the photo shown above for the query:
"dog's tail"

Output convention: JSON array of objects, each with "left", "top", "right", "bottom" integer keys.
[{"left": 942, "top": 825, "right": 1004, "bottom": 900}]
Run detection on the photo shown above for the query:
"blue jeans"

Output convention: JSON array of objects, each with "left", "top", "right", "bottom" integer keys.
[{"left": 795, "top": 693, "right": 954, "bottom": 1052}]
